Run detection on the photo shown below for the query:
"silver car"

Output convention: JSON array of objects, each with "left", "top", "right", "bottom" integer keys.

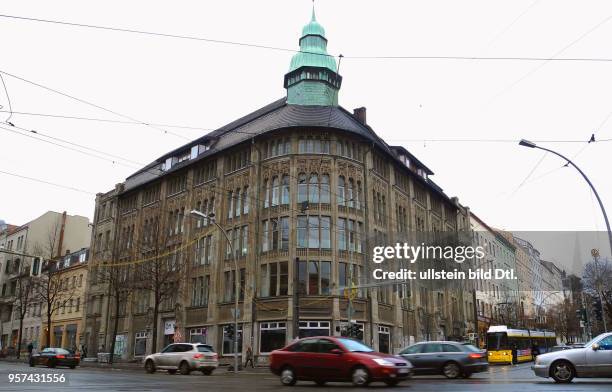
[
  {"left": 144, "top": 343, "right": 218, "bottom": 375},
  {"left": 532, "top": 332, "right": 612, "bottom": 383}
]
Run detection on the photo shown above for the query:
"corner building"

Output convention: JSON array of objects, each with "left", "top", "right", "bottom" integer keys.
[{"left": 83, "top": 10, "right": 473, "bottom": 361}]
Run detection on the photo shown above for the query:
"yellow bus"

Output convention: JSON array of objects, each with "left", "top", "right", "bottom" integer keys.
[{"left": 486, "top": 326, "right": 557, "bottom": 364}]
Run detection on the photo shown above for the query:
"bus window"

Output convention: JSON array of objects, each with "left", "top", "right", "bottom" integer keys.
[{"left": 486, "top": 333, "right": 508, "bottom": 350}]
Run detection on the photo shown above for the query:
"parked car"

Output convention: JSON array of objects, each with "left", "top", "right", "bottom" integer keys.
[
  {"left": 144, "top": 343, "right": 218, "bottom": 375},
  {"left": 532, "top": 332, "right": 612, "bottom": 383},
  {"left": 269, "top": 336, "right": 412, "bottom": 387},
  {"left": 29, "top": 347, "right": 80, "bottom": 369},
  {"left": 399, "top": 341, "right": 488, "bottom": 379}
]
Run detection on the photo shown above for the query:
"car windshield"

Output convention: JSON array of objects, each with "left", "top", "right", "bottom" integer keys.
[
  {"left": 584, "top": 333, "right": 611, "bottom": 347},
  {"left": 337, "top": 338, "right": 374, "bottom": 352},
  {"left": 197, "top": 345, "right": 212, "bottom": 352}
]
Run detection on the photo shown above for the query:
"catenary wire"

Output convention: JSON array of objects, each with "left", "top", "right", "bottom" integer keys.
[
  {"left": 0, "top": 169, "right": 96, "bottom": 195},
  {"left": 3, "top": 14, "right": 612, "bottom": 63},
  {"left": 0, "top": 69, "right": 190, "bottom": 141}
]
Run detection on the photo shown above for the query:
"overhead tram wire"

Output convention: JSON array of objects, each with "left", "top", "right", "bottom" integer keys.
[
  {"left": 0, "top": 69, "right": 190, "bottom": 141},
  {"left": 0, "top": 169, "right": 96, "bottom": 195},
  {"left": 2, "top": 14, "right": 612, "bottom": 63},
  {"left": 0, "top": 110, "right": 214, "bottom": 132},
  {"left": 0, "top": 124, "right": 150, "bottom": 170},
  {"left": 3, "top": 122, "right": 147, "bottom": 166}
]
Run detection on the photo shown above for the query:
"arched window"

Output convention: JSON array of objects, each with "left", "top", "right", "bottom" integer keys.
[
  {"left": 298, "top": 173, "right": 307, "bottom": 203},
  {"left": 264, "top": 179, "right": 270, "bottom": 208},
  {"left": 347, "top": 178, "right": 355, "bottom": 208},
  {"left": 320, "top": 174, "right": 330, "bottom": 203},
  {"left": 272, "top": 176, "right": 280, "bottom": 206},
  {"left": 242, "top": 186, "right": 249, "bottom": 214},
  {"left": 337, "top": 176, "right": 346, "bottom": 205},
  {"left": 235, "top": 188, "right": 241, "bottom": 217},
  {"left": 281, "top": 175, "right": 290, "bottom": 205},
  {"left": 355, "top": 181, "right": 362, "bottom": 210},
  {"left": 309, "top": 173, "right": 319, "bottom": 203}
]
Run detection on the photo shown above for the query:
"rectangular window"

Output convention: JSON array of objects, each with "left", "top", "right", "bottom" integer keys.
[
  {"left": 279, "top": 261, "right": 288, "bottom": 296},
  {"left": 298, "top": 260, "right": 307, "bottom": 295},
  {"left": 260, "top": 322, "right": 287, "bottom": 353},
  {"left": 280, "top": 217, "right": 289, "bottom": 250},
  {"left": 308, "top": 261, "right": 319, "bottom": 295},
  {"left": 190, "top": 327, "right": 207, "bottom": 344},
  {"left": 320, "top": 217, "right": 330, "bottom": 249},
  {"left": 269, "top": 262, "right": 278, "bottom": 297},
  {"left": 337, "top": 218, "right": 346, "bottom": 250},
  {"left": 297, "top": 216, "right": 307, "bottom": 248},
  {"left": 308, "top": 217, "right": 319, "bottom": 248},
  {"left": 262, "top": 221, "right": 269, "bottom": 252},
  {"left": 222, "top": 325, "right": 243, "bottom": 355},
  {"left": 321, "top": 261, "right": 331, "bottom": 295}
]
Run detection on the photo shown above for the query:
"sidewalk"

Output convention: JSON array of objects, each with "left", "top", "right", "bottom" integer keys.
[{"left": 0, "top": 356, "right": 269, "bottom": 373}]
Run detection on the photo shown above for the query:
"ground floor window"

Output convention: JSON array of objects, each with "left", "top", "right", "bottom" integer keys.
[
  {"left": 260, "top": 322, "right": 286, "bottom": 353},
  {"left": 53, "top": 326, "right": 63, "bottom": 347},
  {"left": 222, "top": 324, "right": 243, "bottom": 355},
  {"left": 190, "top": 327, "right": 207, "bottom": 344},
  {"left": 134, "top": 332, "right": 147, "bottom": 356},
  {"left": 378, "top": 325, "right": 391, "bottom": 353},
  {"left": 340, "top": 321, "right": 364, "bottom": 342},
  {"left": 66, "top": 324, "right": 78, "bottom": 350},
  {"left": 299, "top": 320, "right": 330, "bottom": 338}
]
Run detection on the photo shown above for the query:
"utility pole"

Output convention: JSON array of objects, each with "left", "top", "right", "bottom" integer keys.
[{"left": 293, "top": 257, "right": 300, "bottom": 339}]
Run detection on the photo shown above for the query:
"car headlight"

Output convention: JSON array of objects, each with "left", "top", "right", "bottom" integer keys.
[{"left": 372, "top": 358, "right": 395, "bottom": 366}]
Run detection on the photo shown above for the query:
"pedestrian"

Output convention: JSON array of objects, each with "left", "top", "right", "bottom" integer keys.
[
  {"left": 82, "top": 344, "right": 88, "bottom": 358},
  {"left": 511, "top": 343, "right": 518, "bottom": 366},
  {"left": 531, "top": 341, "right": 540, "bottom": 360},
  {"left": 244, "top": 345, "right": 254, "bottom": 368},
  {"left": 27, "top": 342, "right": 34, "bottom": 360}
]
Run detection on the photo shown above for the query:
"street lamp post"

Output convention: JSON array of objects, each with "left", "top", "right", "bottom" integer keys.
[
  {"left": 190, "top": 210, "right": 239, "bottom": 374},
  {"left": 520, "top": 139, "right": 611, "bottom": 332},
  {"left": 518, "top": 139, "right": 612, "bottom": 260}
]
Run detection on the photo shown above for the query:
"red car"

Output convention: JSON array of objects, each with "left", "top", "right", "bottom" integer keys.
[{"left": 269, "top": 336, "right": 413, "bottom": 387}]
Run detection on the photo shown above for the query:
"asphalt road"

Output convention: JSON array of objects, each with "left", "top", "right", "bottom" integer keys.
[{"left": 0, "top": 361, "right": 611, "bottom": 392}]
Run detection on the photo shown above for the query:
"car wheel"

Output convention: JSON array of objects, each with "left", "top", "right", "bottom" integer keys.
[
  {"left": 179, "top": 361, "right": 191, "bottom": 375},
  {"left": 384, "top": 379, "right": 400, "bottom": 386},
  {"left": 145, "top": 360, "right": 156, "bottom": 374},
  {"left": 280, "top": 366, "right": 297, "bottom": 386},
  {"left": 550, "top": 360, "right": 575, "bottom": 383},
  {"left": 351, "top": 366, "right": 370, "bottom": 387},
  {"left": 314, "top": 380, "right": 326, "bottom": 386},
  {"left": 167, "top": 369, "right": 177, "bottom": 375},
  {"left": 201, "top": 369, "right": 213, "bottom": 375},
  {"left": 442, "top": 362, "right": 461, "bottom": 379}
]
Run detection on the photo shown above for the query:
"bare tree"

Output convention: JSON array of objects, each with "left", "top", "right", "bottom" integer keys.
[
  {"left": 32, "top": 220, "right": 75, "bottom": 347},
  {"left": 582, "top": 256, "right": 612, "bottom": 332},
  {"left": 13, "top": 271, "right": 35, "bottom": 358},
  {"left": 132, "top": 216, "right": 191, "bottom": 353}
]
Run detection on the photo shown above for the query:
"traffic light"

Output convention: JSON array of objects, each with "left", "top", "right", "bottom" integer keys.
[
  {"left": 347, "top": 323, "right": 363, "bottom": 340},
  {"left": 226, "top": 324, "right": 235, "bottom": 340},
  {"left": 593, "top": 299, "right": 603, "bottom": 321}
]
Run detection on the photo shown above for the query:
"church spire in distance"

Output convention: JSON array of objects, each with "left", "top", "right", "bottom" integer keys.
[{"left": 284, "top": 2, "right": 342, "bottom": 106}]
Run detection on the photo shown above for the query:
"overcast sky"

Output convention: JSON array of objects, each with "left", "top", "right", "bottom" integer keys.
[{"left": 1, "top": 0, "right": 611, "bottom": 266}]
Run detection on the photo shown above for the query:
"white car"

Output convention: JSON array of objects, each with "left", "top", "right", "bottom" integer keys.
[
  {"left": 144, "top": 343, "right": 218, "bottom": 375},
  {"left": 532, "top": 332, "right": 612, "bottom": 383}
]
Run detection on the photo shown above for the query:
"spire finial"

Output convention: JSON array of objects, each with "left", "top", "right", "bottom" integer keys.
[{"left": 311, "top": 0, "right": 316, "bottom": 21}]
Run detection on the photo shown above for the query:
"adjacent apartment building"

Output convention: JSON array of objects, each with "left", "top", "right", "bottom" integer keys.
[{"left": 0, "top": 211, "right": 90, "bottom": 354}]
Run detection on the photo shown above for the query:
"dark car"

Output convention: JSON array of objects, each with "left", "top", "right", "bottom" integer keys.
[
  {"left": 269, "top": 336, "right": 412, "bottom": 387},
  {"left": 29, "top": 347, "right": 80, "bottom": 369},
  {"left": 399, "top": 341, "right": 488, "bottom": 379}
]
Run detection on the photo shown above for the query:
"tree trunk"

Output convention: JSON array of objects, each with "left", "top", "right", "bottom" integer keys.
[
  {"left": 151, "top": 300, "right": 159, "bottom": 353},
  {"left": 17, "top": 317, "right": 24, "bottom": 359},
  {"left": 109, "top": 294, "right": 120, "bottom": 364},
  {"left": 46, "top": 311, "right": 52, "bottom": 348}
]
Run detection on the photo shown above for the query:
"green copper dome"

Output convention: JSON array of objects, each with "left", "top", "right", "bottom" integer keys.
[
  {"left": 284, "top": 6, "right": 342, "bottom": 106},
  {"left": 301, "top": 8, "right": 325, "bottom": 37},
  {"left": 288, "top": 7, "right": 337, "bottom": 73}
]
